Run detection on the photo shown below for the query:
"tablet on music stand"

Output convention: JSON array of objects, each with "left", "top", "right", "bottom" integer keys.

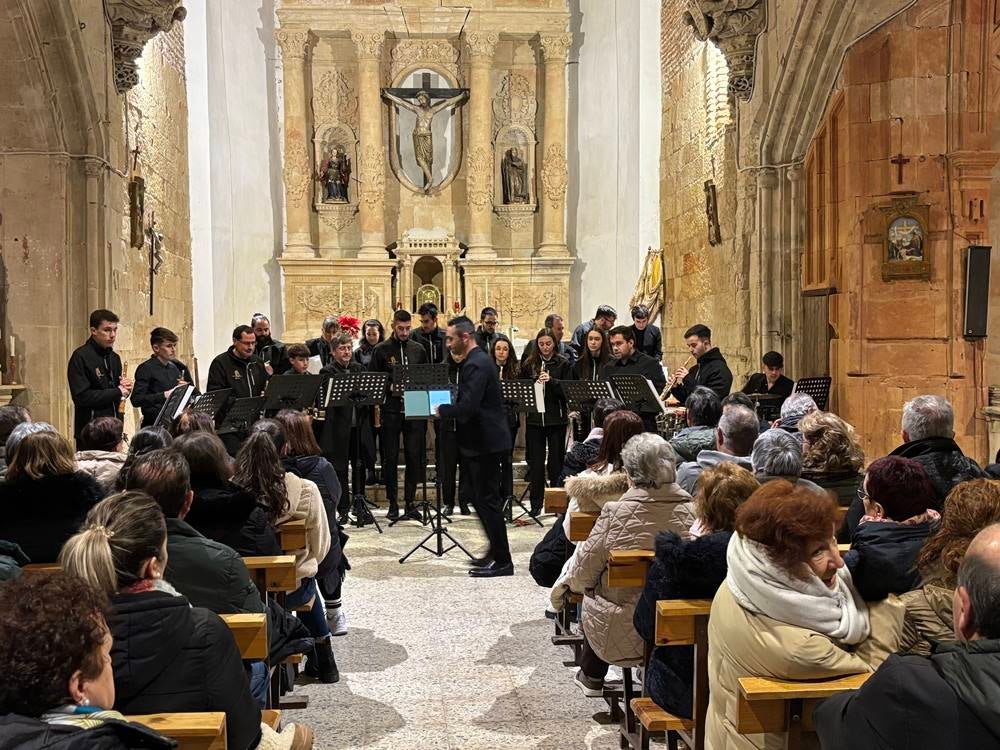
[{"left": 403, "top": 387, "right": 455, "bottom": 420}]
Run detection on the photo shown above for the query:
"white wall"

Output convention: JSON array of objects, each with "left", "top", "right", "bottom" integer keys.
[
  {"left": 568, "top": 0, "right": 661, "bottom": 328},
  {"left": 186, "top": 0, "right": 284, "bottom": 383}
]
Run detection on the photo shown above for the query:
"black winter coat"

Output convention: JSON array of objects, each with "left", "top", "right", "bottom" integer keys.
[
  {"left": 186, "top": 480, "right": 280, "bottom": 557},
  {"left": 110, "top": 590, "right": 261, "bottom": 750},
  {"left": 318, "top": 360, "right": 373, "bottom": 469},
  {"left": 0, "top": 472, "right": 105, "bottom": 563},
  {"left": 889, "top": 436, "right": 986, "bottom": 506},
  {"left": 67, "top": 338, "right": 125, "bottom": 440},
  {"left": 205, "top": 348, "right": 267, "bottom": 400},
  {"left": 0, "top": 714, "right": 173, "bottom": 750},
  {"left": 633, "top": 530, "right": 730, "bottom": 719},
  {"left": 528, "top": 514, "right": 574, "bottom": 588},
  {"left": 815, "top": 639, "right": 1000, "bottom": 749},
  {"left": 519, "top": 355, "right": 571, "bottom": 427},
  {"left": 844, "top": 519, "right": 936, "bottom": 601},
  {"left": 557, "top": 437, "right": 601, "bottom": 485},
  {"left": 669, "top": 347, "right": 733, "bottom": 403},
  {"left": 631, "top": 323, "right": 663, "bottom": 360},
  {"left": 369, "top": 337, "right": 427, "bottom": 413}
]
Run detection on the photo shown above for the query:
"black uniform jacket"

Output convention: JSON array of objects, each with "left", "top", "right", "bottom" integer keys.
[
  {"left": 601, "top": 351, "right": 667, "bottom": 414},
  {"left": 319, "top": 358, "right": 372, "bottom": 466},
  {"left": 670, "top": 347, "right": 733, "bottom": 402},
  {"left": 437, "top": 346, "right": 510, "bottom": 456},
  {"left": 206, "top": 347, "right": 267, "bottom": 400},
  {"left": 369, "top": 337, "right": 428, "bottom": 413},
  {"left": 68, "top": 338, "right": 124, "bottom": 439},
  {"left": 131, "top": 355, "right": 198, "bottom": 426}
]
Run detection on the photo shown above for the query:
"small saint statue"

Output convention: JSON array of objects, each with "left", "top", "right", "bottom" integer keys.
[
  {"left": 320, "top": 145, "right": 351, "bottom": 203},
  {"left": 381, "top": 88, "right": 469, "bottom": 192},
  {"left": 501, "top": 146, "right": 529, "bottom": 204}
]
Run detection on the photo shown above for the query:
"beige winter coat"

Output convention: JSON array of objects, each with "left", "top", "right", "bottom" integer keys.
[
  {"left": 74, "top": 450, "right": 126, "bottom": 491},
  {"left": 899, "top": 583, "right": 954, "bottom": 656},
  {"left": 551, "top": 482, "right": 691, "bottom": 666},
  {"left": 561, "top": 466, "right": 631, "bottom": 536},
  {"left": 705, "top": 584, "right": 904, "bottom": 750},
  {"left": 276, "top": 472, "right": 331, "bottom": 585}
]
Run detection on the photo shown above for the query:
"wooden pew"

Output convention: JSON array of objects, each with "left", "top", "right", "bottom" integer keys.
[
  {"left": 278, "top": 519, "right": 307, "bottom": 554},
  {"left": 608, "top": 549, "right": 655, "bottom": 588},
  {"left": 835, "top": 506, "right": 849, "bottom": 525},
  {"left": 568, "top": 511, "right": 599, "bottom": 542},
  {"left": 837, "top": 543, "right": 850, "bottom": 554},
  {"left": 127, "top": 712, "right": 226, "bottom": 750},
  {"left": 21, "top": 562, "right": 62, "bottom": 574},
  {"left": 220, "top": 613, "right": 268, "bottom": 660},
  {"left": 544, "top": 487, "right": 569, "bottom": 515},
  {"left": 736, "top": 673, "right": 870, "bottom": 749},
  {"left": 242, "top": 555, "right": 297, "bottom": 598}
]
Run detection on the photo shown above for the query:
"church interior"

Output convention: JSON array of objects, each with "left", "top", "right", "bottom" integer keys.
[{"left": 3, "top": 0, "right": 1000, "bottom": 748}]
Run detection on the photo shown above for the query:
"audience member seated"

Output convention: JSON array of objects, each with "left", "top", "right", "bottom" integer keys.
[
  {"left": 900, "top": 479, "right": 1000, "bottom": 656},
  {"left": 0, "top": 571, "right": 174, "bottom": 749},
  {"left": 677, "top": 404, "right": 759, "bottom": 495},
  {"left": 799, "top": 410, "right": 864, "bottom": 512},
  {"left": 890, "top": 395, "right": 985, "bottom": 505},
  {"left": 634, "top": 463, "right": 759, "bottom": 718},
  {"left": 706, "top": 481, "right": 903, "bottom": 748},
  {"left": 115, "top": 426, "right": 172, "bottom": 491},
  {"left": 750, "top": 428, "right": 823, "bottom": 491},
  {"left": 60, "top": 492, "right": 313, "bottom": 750},
  {"left": 124, "top": 448, "right": 264, "bottom": 615},
  {"left": 669, "top": 386, "right": 722, "bottom": 463},
  {"left": 0, "top": 405, "right": 30, "bottom": 477},
  {"left": 75, "top": 416, "right": 128, "bottom": 491},
  {"left": 561, "top": 410, "right": 644, "bottom": 536},
  {"left": 557, "top": 398, "right": 623, "bottom": 484},
  {"left": 175, "top": 431, "right": 280, "bottom": 556},
  {"left": 771, "top": 392, "right": 817, "bottom": 441},
  {"left": 1, "top": 428, "right": 104, "bottom": 564},
  {"left": 551, "top": 433, "right": 690, "bottom": 696},
  {"left": 172, "top": 408, "right": 218, "bottom": 437},
  {"left": 0, "top": 539, "right": 28, "bottom": 581},
  {"left": 234, "top": 423, "right": 337, "bottom": 684},
  {"left": 844, "top": 456, "right": 940, "bottom": 602},
  {"left": 815, "top": 523, "right": 1000, "bottom": 748}
]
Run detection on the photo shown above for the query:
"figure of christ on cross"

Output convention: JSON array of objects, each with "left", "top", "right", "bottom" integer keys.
[{"left": 382, "top": 73, "right": 469, "bottom": 192}]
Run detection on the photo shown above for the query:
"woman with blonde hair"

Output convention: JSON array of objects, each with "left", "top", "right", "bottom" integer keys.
[
  {"left": 1, "top": 428, "right": 104, "bottom": 563},
  {"left": 800, "top": 410, "right": 865, "bottom": 511},
  {"left": 60, "top": 491, "right": 314, "bottom": 750}
]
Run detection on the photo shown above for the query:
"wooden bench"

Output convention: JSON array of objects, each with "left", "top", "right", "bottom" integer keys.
[
  {"left": 835, "top": 506, "right": 849, "bottom": 525},
  {"left": 21, "top": 563, "right": 62, "bottom": 574},
  {"left": 544, "top": 487, "right": 568, "bottom": 515},
  {"left": 567, "top": 511, "right": 599, "bottom": 542},
  {"left": 242, "top": 555, "right": 298, "bottom": 597},
  {"left": 736, "top": 673, "right": 870, "bottom": 749},
  {"left": 127, "top": 712, "right": 226, "bottom": 750},
  {"left": 220, "top": 613, "right": 268, "bottom": 660},
  {"left": 608, "top": 549, "right": 655, "bottom": 588},
  {"left": 837, "top": 543, "right": 850, "bottom": 553},
  {"left": 278, "top": 519, "right": 307, "bottom": 553},
  {"left": 261, "top": 709, "right": 282, "bottom": 730}
]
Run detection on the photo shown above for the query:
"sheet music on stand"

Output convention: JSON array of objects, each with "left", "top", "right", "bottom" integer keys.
[
  {"left": 153, "top": 384, "right": 196, "bottom": 429},
  {"left": 187, "top": 389, "right": 231, "bottom": 425},
  {"left": 499, "top": 379, "right": 544, "bottom": 414},
  {"left": 262, "top": 374, "right": 323, "bottom": 412},
  {"left": 609, "top": 374, "right": 667, "bottom": 414},
  {"left": 561, "top": 380, "right": 615, "bottom": 413},
  {"left": 326, "top": 372, "right": 389, "bottom": 406},
  {"left": 217, "top": 397, "right": 265, "bottom": 435}
]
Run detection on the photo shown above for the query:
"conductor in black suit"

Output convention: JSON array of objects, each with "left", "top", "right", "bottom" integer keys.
[{"left": 436, "top": 315, "right": 514, "bottom": 578}]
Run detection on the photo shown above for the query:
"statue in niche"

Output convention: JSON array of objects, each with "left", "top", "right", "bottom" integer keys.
[
  {"left": 320, "top": 145, "right": 351, "bottom": 203},
  {"left": 704, "top": 179, "right": 722, "bottom": 246},
  {"left": 501, "top": 146, "right": 529, "bottom": 204},
  {"left": 381, "top": 88, "right": 469, "bottom": 192}
]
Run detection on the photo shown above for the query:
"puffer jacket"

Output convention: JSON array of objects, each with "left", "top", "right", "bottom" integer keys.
[
  {"left": 899, "top": 583, "right": 954, "bottom": 656},
  {"left": 561, "top": 467, "right": 631, "bottom": 536},
  {"left": 0, "top": 713, "right": 173, "bottom": 750},
  {"left": 557, "top": 437, "right": 601, "bottom": 485},
  {"left": 277, "top": 472, "right": 331, "bottom": 585},
  {"left": 110, "top": 588, "right": 261, "bottom": 750},
  {"left": 185, "top": 480, "right": 280, "bottom": 557},
  {"left": 551, "top": 482, "right": 691, "bottom": 666},
  {"left": 705, "top": 584, "right": 903, "bottom": 750},
  {"left": 844, "top": 514, "right": 938, "bottom": 601},
  {"left": 74, "top": 450, "right": 126, "bottom": 491},
  {"left": 890, "top": 436, "right": 986, "bottom": 506},
  {"left": 669, "top": 426, "right": 717, "bottom": 463}
]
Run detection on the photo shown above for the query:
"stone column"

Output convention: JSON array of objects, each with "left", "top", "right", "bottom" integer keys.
[
  {"left": 758, "top": 167, "right": 779, "bottom": 356},
  {"left": 537, "top": 33, "right": 571, "bottom": 258},
  {"left": 276, "top": 29, "right": 314, "bottom": 257},
  {"left": 786, "top": 165, "right": 803, "bottom": 376},
  {"left": 352, "top": 31, "right": 387, "bottom": 259},
  {"left": 465, "top": 32, "right": 499, "bottom": 259}
]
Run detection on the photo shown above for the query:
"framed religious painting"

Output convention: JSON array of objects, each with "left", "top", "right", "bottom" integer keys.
[{"left": 877, "top": 195, "right": 931, "bottom": 281}]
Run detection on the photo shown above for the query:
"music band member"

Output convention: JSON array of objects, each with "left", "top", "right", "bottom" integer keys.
[
  {"left": 286, "top": 343, "right": 312, "bottom": 374},
  {"left": 320, "top": 333, "right": 371, "bottom": 523},
  {"left": 251, "top": 313, "right": 289, "bottom": 376},
  {"left": 630, "top": 304, "right": 662, "bottom": 360},
  {"left": 570, "top": 304, "right": 617, "bottom": 356},
  {"left": 68, "top": 309, "right": 133, "bottom": 441},
  {"left": 741, "top": 350, "right": 794, "bottom": 407},
  {"left": 412, "top": 302, "right": 447, "bottom": 364},
  {"left": 436, "top": 348, "right": 472, "bottom": 517},
  {"left": 669, "top": 323, "right": 733, "bottom": 403},
  {"left": 522, "top": 313, "right": 577, "bottom": 366},
  {"left": 491, "top": 335, "right": 521, "bottom": 507},
  {"left": 131, "top": 327, "right": 198, "bottom": 427},
  {"left": 306, "top": 316, "right": 340, "bottom": 369},
  {"left": 437, "top": 315, "right": 513, "bottom": 578},
  {"left": 370, "top": 309, "right": 427, "bottom": 521},
  {"left": 602, "top": 325, "right": 666, "bottom": 432},
  {"left": 207, "top": 325, "right": 269, "bottom": 454},
  {"left": 519, "top": 327, "right": 572, "bottom": 517},
  {"left": 473, "top": 307, "right": 501, "bottom": 352}
]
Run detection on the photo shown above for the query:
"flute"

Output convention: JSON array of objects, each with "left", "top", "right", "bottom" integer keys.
[
  {"left": 660, "top": 356, "right": 695, "bottom": 400},
  {"left": 118, "top": 362, "right": 128, "bottom": 417}
]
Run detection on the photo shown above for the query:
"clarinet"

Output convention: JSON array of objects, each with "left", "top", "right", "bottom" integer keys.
[{"left": 117, "top": 362, "right": 128, "bottom": 418}]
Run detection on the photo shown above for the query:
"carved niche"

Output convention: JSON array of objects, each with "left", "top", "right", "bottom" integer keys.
[
  {"left": 311, "top": 68, "right": 360, "bottom": 231},
  {"left": 105, "top": 0, "right": 187, "bottom": 93},
  {"left": 390, "top": 39, "right": 462, "bottom": 83},
  {"left": 684, "top": 0, "right": 766, "bottom": 100},
  {"left": 492, "top": 72, "right": 538, "bottom": 229}
]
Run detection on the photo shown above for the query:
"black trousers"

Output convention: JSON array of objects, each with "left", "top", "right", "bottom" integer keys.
[
  {"left": 467, "top": 450, "right": 511, "bottom": 566},
  {"left": 501, "top": 413, "right": 519, "bottom": 499},
  {"left": 380, "top": 411, "right": 425, "bottom": 504},
  {"left": 438, "top": 428, "right": 472, "bottom": 508},
  {"left": 525, "top": 423, "right": 567, "bottom": 506},
  {"left": 579, "top": 632, "right": 610, "bottom": 680}
]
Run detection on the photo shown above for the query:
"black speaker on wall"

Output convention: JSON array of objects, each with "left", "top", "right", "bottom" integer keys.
[{"left": 964, "top": 245, "right": 992, "bottom": 338}]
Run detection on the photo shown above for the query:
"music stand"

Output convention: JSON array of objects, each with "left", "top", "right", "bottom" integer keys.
[
  {"left": 217, "top": 397, "right": 264, "bottom": 435},
  {"left": 153, "top": 384, "right": 196, "bottom": 430},
  {"left": 609, "top": 374, "right": 667, "bottom": 416},
  {"left": 327, "top": 372, "right": 388, "bottom": 533},
  {"left": 561, "top": 380, "right": 615, "bottom": 412},
  {"left": 500, "top": 379, "right": 546, "bottom": 527},
  {"left": 262, "top": 374, "right": 323, "bottom": 413},
  {"left": 187, "top": 389, "right": 231, "bottom": 427},
  {"left": 792, "top": 376, "right": 831, "bottom": 411}
]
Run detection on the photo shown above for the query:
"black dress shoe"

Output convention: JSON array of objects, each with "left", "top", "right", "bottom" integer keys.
[
  {"left": 468, "top": 561, "right": 514, "bottom": 578},
  {"left": 387, "top": 503, "right": 400, "bottom": 521},
  {"left": 402, "top": 505, "right": 422, "bottom": 521},
  {"left": 468, "top": 555, "right": 493, "bottom": 568},
  {"left": 459, "top": 503, "right": 471, "bottom": 516},
  {"left": 442, "top": 505, "right": 455, "bottom": 517}
]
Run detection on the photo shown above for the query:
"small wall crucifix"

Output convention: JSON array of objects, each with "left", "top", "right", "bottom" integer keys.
[
  {"left": 890, "top": 117, "right": 910, "bottom": 186},
  {"left": 146, "top": 211, "right": 164, "bottom": 315}
]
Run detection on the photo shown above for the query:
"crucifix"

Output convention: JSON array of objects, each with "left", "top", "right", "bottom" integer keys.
[
  {"left": 381, "top": 72, "right": 469, "bottom": 192},
  {"left": 146, "top": 210, "right": 164, "bottom": 315},
  {"left": 890, "top": 116, "right": 910, "bottom": 186}
]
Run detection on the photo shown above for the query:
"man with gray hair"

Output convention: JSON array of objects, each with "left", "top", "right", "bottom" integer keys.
[
  {"left": 750, "top": 428, "right": 822, "bottom": 491},
  {"left": 677, "top": 404, "right": 759, "bottom": 495},
  {"left": 816, "top": 522, "right": 1000, "bottom": 746},
  {"left": 890, "top": 394, "right": 983, "bottom": 504},
  {"left": 772, "top": 392, "right": 817, "bottom": 440}
]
